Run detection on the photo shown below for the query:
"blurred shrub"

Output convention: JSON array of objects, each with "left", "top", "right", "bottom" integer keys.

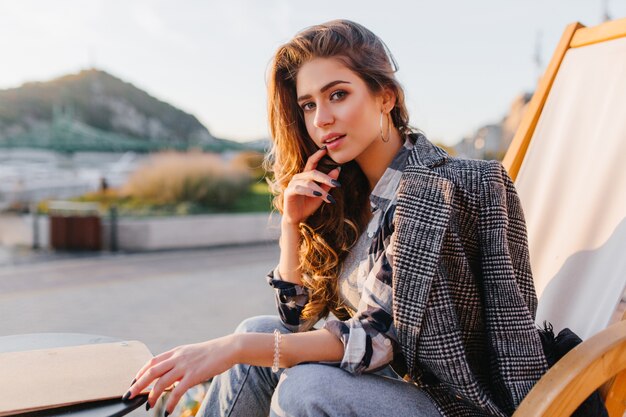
[
  {"left": 121, "top": 151, "right": 252, "bottom": 209},
  {"left": 230, "top": 151, "right": 266, "bottom": 180}
]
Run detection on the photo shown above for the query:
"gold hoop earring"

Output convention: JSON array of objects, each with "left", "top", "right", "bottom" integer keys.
[{"left": 380, "top": 111, "right": 390, "bottom": 143}]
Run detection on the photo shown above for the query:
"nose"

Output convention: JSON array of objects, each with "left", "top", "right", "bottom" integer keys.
[{"left": 313, "top": 103, "right": 334, "bottom": 128}]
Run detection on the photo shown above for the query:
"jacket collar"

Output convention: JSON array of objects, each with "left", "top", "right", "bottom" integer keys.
[{"left": 407, "top": 132, "right": 449, "bottom": 169}]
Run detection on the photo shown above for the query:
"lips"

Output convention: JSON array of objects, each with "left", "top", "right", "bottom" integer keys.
[
  {"left": 321, "top": 132, "right": 346, "bottom": 143},
  {"left": 324, "top": 134, "right": 345, "bottom": 144},
  {"left": 324, "top": 134, "right": 346, "bottom": 150}
]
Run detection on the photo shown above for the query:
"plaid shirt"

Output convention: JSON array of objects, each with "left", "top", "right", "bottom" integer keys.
[{"left": 267, "top": 139, "right": 414, "bottom": 374}]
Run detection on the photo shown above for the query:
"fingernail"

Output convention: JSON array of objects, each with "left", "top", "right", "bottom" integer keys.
[
  {"left": 164, "top": 411, "right": 170, "bottom": 417},
  {"left": 320, "top": 145, "right": 327, "bottom": 150},
  {"left": 327, "top": 194, "right": 336, "bottom": 204},
  {"left": 122, "top": 391, "right": 131, "bottom": 401},
  {"left": 330, "top": 179, "right": 341, "bottom": 187},
  {"left": 146, "top": 402, "right": 151, "bottom": 411},
  {"left": 313, "top": 191, "right": 322, "bottom": 197},
  {"left": 130, "top": 378, "right": 136, "bottom": 386}
]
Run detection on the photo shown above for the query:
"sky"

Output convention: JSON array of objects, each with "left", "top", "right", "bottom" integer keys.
[{"left": 1, "top": 0, "right": 625, "bottom": 146}]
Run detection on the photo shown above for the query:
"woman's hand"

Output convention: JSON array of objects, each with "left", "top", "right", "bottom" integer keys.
[
  {"left": 123, "top": 335, "right": 237, "bottom": 414},
  {"left": 282, "top": 147, "right": 341, "bottom": 225}
]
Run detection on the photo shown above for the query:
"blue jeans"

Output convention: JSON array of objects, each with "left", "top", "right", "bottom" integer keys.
[{"left": 196, "top": 315, "right": 441, "bottom": 417}]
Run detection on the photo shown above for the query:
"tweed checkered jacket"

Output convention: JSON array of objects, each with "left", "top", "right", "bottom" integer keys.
[{"left": 393, "top": 134, "right": 548, "bottom": 416}]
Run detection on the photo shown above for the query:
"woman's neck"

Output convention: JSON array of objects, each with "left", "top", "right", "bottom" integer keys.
[{"left": 356, "top": 127, "right": 404, "bottom": 190}]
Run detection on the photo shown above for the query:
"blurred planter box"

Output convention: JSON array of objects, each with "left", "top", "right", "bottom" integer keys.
[
  {"left": 0, "top": 214, "right": 48, "bottom": 248},
  {"left": 101, "top": 212, "right": 280, "bottom": 251},
  {"left": 49, "top": 202, "right": 101, "bottom": 251},
  {"left": 1, "top": 211, "right": 279, "bottom": 252}
]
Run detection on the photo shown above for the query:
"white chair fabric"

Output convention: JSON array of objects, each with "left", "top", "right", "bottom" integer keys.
[{"left": 515, "top": 35, "right": 626, "bottom": 340}]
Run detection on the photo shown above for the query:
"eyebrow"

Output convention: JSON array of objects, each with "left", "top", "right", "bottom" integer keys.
[{"left": 297, "top": 80, "right": 351, "bottom": 102}]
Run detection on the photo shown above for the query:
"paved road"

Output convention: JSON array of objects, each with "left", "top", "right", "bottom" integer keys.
[
  {"left": 2, "top": 242, "right": 624, "bottom": 356},
  {"left": 0, "top": 243, "right": 280, "bottom": 355}
]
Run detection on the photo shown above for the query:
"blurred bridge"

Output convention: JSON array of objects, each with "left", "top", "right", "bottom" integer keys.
[{"left": 1, "top": 106, "right": 187, "bottom": 153}]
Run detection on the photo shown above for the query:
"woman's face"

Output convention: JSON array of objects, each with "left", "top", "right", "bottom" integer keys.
[{"left": 295, "top": 57, "right": 384, "bottom": 165}]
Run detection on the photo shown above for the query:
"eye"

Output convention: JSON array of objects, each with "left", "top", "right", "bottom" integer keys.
[
  {"left": 301, "top": 102, "right": 315, "bottom": 111},
  {"left": 330, "top": 90, "right": 347, "bottom": 101}
]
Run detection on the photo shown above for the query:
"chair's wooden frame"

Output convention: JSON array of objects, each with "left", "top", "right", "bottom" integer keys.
[
  {"left": 503, "top": 17, "right": 626, "bottom": 417},
  {"left": 502, "top": 17, "right": 626, "bottom": 181},
  {"left": 513, "top": 317, "right": 626, "bottom": 417}
]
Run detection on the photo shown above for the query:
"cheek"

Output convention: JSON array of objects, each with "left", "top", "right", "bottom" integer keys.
[
  {"left": 344, "top": 91, "right": 378, "bottom": 123},
  {"left": 342, "top": 100, "right": 378, "bottom": 133}
]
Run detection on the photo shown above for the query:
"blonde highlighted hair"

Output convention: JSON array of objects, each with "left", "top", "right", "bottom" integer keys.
[{"left": 265, "top": 19, "right": 412, "bottom": 323}]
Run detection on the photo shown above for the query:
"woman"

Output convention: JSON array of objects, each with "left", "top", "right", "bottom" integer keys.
[{"left": 125, "top": 20, "right": 548, "bottom": 417}]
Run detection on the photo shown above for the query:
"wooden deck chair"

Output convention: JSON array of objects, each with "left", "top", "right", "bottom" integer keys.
[{"left": 501, "top": 17, "right": 626, "bottom": 417}]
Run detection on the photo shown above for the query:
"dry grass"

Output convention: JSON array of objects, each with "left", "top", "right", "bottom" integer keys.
[
  {"left": 121, "top": 151, "right": 253, "bottom": 209},
  {"left": 230, "top": 151, "right": 266, "bottom": 180}
]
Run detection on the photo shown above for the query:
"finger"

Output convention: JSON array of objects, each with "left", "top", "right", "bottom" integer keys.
[
  {"left": 305, "top": 181, "right": 336, "bottom": 204},
  {"left": 328, "top": 166, "right": 341, "bottom": 180},
  {"left": 310, "top": 170, "right": 342, "bottom": 188},
  {"left": 306, "top": 181, "right": 329, "bottom": 197},
  {"left": 294, "top": 170, "right": 341, "bottom": 189},
  {"left": 126, "top": 358, "right": 176, "bottom": 400},
  {"left": 164, "top": 377, "right": 194, "bottom": 416},
  {"left": 146, "top": 366, "right": 182, "bottom": 410},
  {"left": 303, "top": 146, "right": 328, "bottom": 172},
  {"left": 295, "top": 183, "right": 336, "bottom": 205},
  {"left": 133, "top": 350, "right": 176, "bottom": 384},
  {"left": 293, "top": 184, "right": 326, "bottom": 200},
  {"left": 311, "top": 167, "right": 341, "bottom": 196}
]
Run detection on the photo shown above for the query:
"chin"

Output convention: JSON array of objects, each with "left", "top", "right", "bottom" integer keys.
[{"left": 328, "top": 153, "right": 353, "bottom": 165}]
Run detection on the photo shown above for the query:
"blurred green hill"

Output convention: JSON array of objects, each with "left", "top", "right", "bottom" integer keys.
[{"left": 0, "top": 69, "right": 250, "bottom": 152}]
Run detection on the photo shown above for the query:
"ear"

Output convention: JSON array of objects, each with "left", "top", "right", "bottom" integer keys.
[{"left": 380, "top": 86, "right": 397, "bottom": 114}]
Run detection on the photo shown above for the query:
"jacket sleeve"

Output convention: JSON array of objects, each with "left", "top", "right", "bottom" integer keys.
[
  {"left": 477, "top": 160, "right": 548, "bottom": 410},
  {"left": 322, "top": 208, "right": 399, "bottom": 375},
  {"left": 266, "top": 267, "right": 318, "bottom": 332}
]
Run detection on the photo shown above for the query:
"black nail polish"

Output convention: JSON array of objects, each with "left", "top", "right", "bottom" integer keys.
[
  {"left": 327, "top": 194, "right": 336, "bottom": 204},
  {"left": 313, "top": 191, "right": 322, "bottom": 197},
  {"left": 130, "top": 378, "right": 136, "bottom": 386},
  {"left": 164, "top": 411, "right": 170, "bottom": 417},
  {"left": 146, "top": 402, "right": 151, "bottom": 411},
  {"left": 330, "top": 179, "right": 341, "bottom": 187},
  {"left": 122, "top": 391, "right": 131, "bottom": 401}
]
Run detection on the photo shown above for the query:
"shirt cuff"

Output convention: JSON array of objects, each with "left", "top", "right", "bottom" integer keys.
[
  {"left": 323, "top": 318, "right": 394, "bottom": 375},
  {"left": 267, "top": 267, "right": 310, "bottom": 331},
  {"left": 266, "top": 267, "right": 309, "bottom": 300}
]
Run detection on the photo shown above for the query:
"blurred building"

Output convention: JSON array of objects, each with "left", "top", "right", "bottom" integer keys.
[{"left": 455, "top": 92, "right": 532, "bottom": 160}]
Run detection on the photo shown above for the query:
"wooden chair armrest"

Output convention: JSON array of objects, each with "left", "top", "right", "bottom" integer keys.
[{"left": 513, "top": 319, "right": 626, "bottom": 417}]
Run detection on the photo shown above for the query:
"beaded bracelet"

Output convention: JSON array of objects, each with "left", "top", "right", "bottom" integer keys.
[{"left": 272, "top": 329, "right": 282, "bottom": 373}]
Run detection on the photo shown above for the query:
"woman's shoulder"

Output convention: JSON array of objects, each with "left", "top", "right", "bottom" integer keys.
[
  {"left": 441, "top": 154, "right": 505, "bottom": 178},
  {"left": 406, "top": 132, "right": 506, "bottom": 189}
]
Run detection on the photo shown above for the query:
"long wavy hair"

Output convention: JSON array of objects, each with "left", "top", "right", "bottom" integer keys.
[{"left": 265, "top": 19, "right": 412, "bottom": 324}]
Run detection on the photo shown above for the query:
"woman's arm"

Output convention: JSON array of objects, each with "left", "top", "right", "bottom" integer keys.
[
  {"left": 125, "top": 149, "right": 343, "bottom": 412},
  {"left": 235, "top": 328, "right": 344, "bottom": 368},
  {"left": 269, "top": 146, "right": 341, "bottom": 329},
  {"left": 277, "top": 219, "right": 304, "bottom": 285},
  {"left": 277, "top": 146, "right": 340, "bottom": 284},
  {"left": 125, "top": 328, "right": 344, "bottom": 414}
]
